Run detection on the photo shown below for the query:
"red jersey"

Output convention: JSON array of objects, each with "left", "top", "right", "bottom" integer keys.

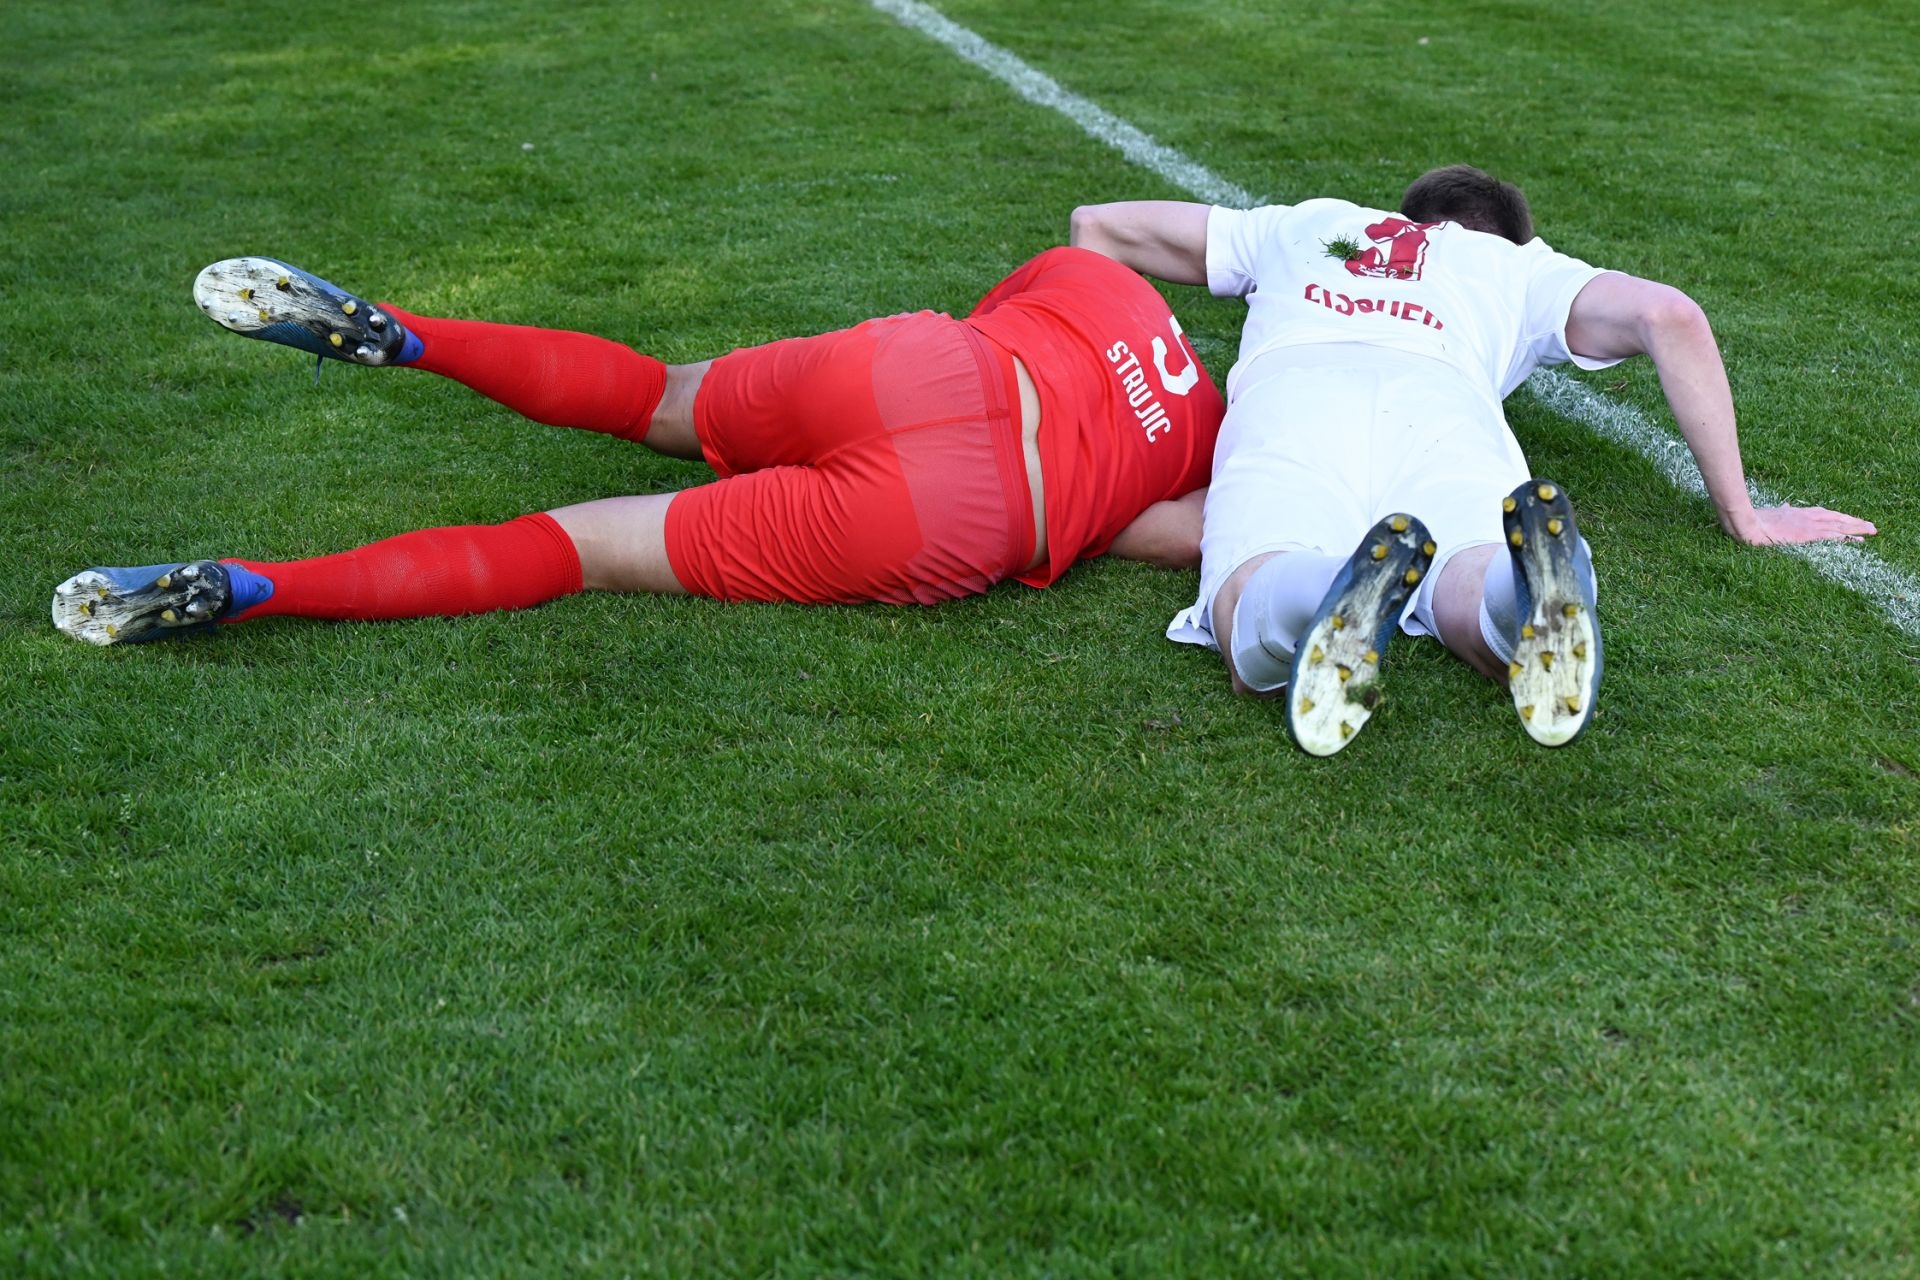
[{"left": 967, "top": 246, "right": 1225, "bottom": 586}]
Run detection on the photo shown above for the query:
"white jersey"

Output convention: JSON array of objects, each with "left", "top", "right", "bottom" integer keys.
[
  {"left": 1207, "top": 199, "right": 1619, "bottom": 411},
  {"left": 1166, "top": 201, "right": 1622, "bottom": 650}
]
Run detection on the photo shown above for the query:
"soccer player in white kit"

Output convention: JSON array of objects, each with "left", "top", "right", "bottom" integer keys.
[{"left": 1072, "top": 166, "right": 1875, "bottom": 755}]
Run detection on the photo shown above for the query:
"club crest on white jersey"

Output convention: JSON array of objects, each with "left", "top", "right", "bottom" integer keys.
[{"left": 1342, "top": 216, "right": 1440, "bottom": 280}]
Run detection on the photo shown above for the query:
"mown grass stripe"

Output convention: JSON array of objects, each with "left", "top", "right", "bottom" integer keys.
[{"left": 873, "top": 0, "right": 1920, "bottom": 639}]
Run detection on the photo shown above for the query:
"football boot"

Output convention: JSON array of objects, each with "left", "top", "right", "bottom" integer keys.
[
  {"left": 193, "top": 257, "right": 417, "bottom": 365},
  {"left": 1286, "top": 513, "right": 1435, "bottom": 757},
  {"left": 53, "top": 560, "right": 241, "bottom": 645},
  {"left": 1501, "top": 479, "right": 1602, "bottom": 746}
]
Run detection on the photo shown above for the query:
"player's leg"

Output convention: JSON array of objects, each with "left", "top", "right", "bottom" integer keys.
[
  {"left": 1211, "top": 551, "right": 1334, "bottom": 696},
  {"left": 1370, "top": 367, "right": 1601, "bottom": 744},
  {"left": 383, "top": 309, "right": 707, "bottom": 459},
  {"left": 52, "top": 410, "right": 1029, "bottom": 644},
  {"left": 193, "top": 257, "right": 704, "bottom": 457},
  {"left": 1176, "top": 358, "right": 1437, "bottom": 753},
  {"left": 1415, "top": 481, "right": 1602, "bottom": 746},
  {"left": 51, "top": 512, "right": 587, "bottom": 645},
  {"left": 49, "top": 484, "right": 802, "bottom": 645},
  {"left": 1425, "top": 543, "right": 1510, "bottom": 682},
  {"left": 1214, "top": 516, "right": 1436, "bottom": 756},
  {"left": 546, "top": 495, "right": 684, "bottom": 594}
]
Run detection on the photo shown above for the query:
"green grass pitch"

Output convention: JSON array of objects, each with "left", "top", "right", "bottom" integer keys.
[{"left": 3, "top": 1, "right": 1918, "bottom": 1275}]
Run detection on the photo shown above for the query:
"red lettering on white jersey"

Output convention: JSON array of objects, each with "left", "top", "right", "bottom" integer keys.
[{"left": 1301, "top": 282, "right": 1446, "bottom": 331}]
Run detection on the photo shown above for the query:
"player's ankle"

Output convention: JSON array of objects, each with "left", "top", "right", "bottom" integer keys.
[{"left": 217, "top": 562, "right": 277, "bottom": 620}]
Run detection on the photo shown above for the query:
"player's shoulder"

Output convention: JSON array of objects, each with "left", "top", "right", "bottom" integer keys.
[
  {"left": 1221, "top": 197, "right": 1386, "bottom": 240},
  {"left": 1277, "top": 196, "right": 1385, "bottom": 223},
  {"left": 1437, "top": 225, "right": 1583, "bottom": 271},
  {"left": 1504, "top": 231, "right": 1609, "bottom": 277}
]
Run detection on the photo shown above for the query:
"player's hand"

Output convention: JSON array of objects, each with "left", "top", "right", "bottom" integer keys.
[{"left": 1734, "top": 504, "right": 1878, "bottom": 546}]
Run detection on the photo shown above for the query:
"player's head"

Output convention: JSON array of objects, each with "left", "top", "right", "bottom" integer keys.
[{"left": 1400, "top": 165, "right": 1533, "bottom": 244}]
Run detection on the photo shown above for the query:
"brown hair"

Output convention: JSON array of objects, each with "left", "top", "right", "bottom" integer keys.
[{"left": 1400, "top": 165, "right": 1534, "bottom": 244}]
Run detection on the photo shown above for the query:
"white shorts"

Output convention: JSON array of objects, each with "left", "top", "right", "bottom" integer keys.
[{"left": 1167, "top": 344, "right": 1530, "bottom": 648}]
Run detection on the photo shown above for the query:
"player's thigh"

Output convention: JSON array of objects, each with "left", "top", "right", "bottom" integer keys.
[
  {"left": 663, "top": 442, "right": 1027, "bottom": 606},
  {"left": 631, "top": 361, "right": 712, "bottom": 461},
  {"left": 1195, "top": 434, "right": 1369, "bottom": 637},
  {"left": 695, "top": 312, "right": 986, "bottom": 476}
]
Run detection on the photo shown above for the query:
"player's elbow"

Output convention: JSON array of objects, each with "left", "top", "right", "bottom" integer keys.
[
  {"left": 1108, "top": 532, "right": 1194, "bottom": 570},
  {"left": 1075, "top": 202, "right": 1144, "bottom": 262},
  {"left": 1107, "top": 493, "right": 1204, "bottom": 569},
  {"left": 1641, "top": 285, "right": 1713, "bottom": 349},
  {"left": 1069, "top": 204, "right": 1121, "bottom": 257},
  {"left": 1157, "top": 521, "right": 1203, "bottom": 570}
]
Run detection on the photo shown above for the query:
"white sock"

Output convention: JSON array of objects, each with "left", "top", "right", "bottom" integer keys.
[
  {"left": 1477, "top": 552, "right": 1519, "bottom": 666},
  {"left": 1477, "top": 535, "right": 1598, "bottom": 666},
  {"left": 1228, "top": 552, "right": 1345, "bottom": 693}
]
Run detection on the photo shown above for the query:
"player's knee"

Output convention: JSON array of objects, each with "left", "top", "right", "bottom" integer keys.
[
  {"left": 549, "top": 495, "right": 684, "bottom": 595},
  {"left": 638, "top": 362, "right": 710, "bottom": 461}
]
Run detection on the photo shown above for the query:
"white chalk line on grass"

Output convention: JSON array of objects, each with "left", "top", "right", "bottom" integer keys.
[
  {"left": 867, "top": 0, "right": 1256, "bottom": 210},
  {"left": 870, "top": 0, "right": 1920, "bottom": 639}
]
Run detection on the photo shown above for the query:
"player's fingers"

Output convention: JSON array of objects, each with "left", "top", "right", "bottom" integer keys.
[
  {"left": 1755, "top": 505, "right": 1876, "bottom": 545},
  {"left": 1799, "top": 506, "right": 1877, "bottom": 537},
  {"left": 1825, "top": 506, "right": 1874, "bottom": 532}
]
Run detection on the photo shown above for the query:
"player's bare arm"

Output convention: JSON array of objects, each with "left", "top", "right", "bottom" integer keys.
[
  {"left": 1565, "top": 272, "right": 1876, "bottom": 545},
  {"left": 1107, "top": 487, "right": 1206, "bottom": 570},
  {"left": 1068, "top": 201, "right": 1211, "bottom": 284}
]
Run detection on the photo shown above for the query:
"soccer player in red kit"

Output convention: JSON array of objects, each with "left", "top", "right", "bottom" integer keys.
[{"left": 51, "top": 247, "right": 1224, "bottom": 644}]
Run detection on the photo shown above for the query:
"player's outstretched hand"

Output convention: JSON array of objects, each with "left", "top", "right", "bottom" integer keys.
[{"left": 1738, "top": 504, "right": 1879, "bottom": 546}]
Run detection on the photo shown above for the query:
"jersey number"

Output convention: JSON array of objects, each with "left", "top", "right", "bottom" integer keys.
[{"left": 1152, "top": 317, "right": 1200, "bottom": 396}]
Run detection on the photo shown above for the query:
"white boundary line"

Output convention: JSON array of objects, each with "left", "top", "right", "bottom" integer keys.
[
  {"left": 871, "top": 0, "right": 1919, "bottom": 638},
  {"left": 867, "top": 0, "right": 1255, "bottom": 209}
]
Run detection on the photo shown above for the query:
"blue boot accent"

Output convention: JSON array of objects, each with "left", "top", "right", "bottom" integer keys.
[{"left": 221, "top": 562, "right": 276, "bottom": 618}]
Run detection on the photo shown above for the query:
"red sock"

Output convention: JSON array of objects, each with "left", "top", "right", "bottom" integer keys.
[
  {"left": 225, "top": 513, "right": 583, "bottom": 621},
  {"left": 383, "top": 305, "right": 666, "bottom": 442}
]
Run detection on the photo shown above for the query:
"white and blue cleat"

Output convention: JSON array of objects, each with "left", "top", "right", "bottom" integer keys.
[
  {"left": 53, "top": 561, "right": 233, "bottom": 645},
  {"left": 1286, "top": 513, "right": 1436, "bottom": 757},
  {"left": 193, "top": 257, "right": 419, "bottom": 366},
  {"left": 51, "top": 560, "right": 273, "bottom": 645},
  {"left": 1502, "top": 479, "right": 1602, "bottom": 747}
]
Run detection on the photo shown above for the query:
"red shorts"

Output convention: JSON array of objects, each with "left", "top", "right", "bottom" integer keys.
[{"left": 665, "top": 311, "right": 1035, "bottom": 605}]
